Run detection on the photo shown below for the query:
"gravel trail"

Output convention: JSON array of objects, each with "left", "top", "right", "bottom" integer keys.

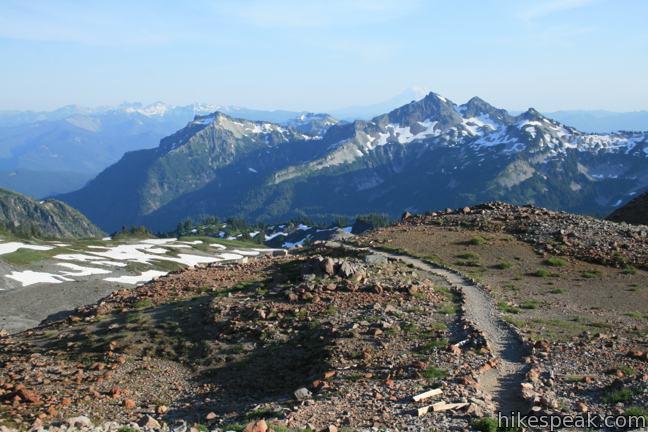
[{"left": 331, "top": 241, "right": 530, "bottom": 414}]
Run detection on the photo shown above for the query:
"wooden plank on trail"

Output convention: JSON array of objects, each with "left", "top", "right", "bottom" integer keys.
[{"left": 412, "top": 388, "right": 443, "bottom": 402}]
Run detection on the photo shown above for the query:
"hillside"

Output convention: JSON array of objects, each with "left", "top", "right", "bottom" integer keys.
[
  {"left": 59, "top": 92, "right": 648, "bottom": 233},
  {"left": 607, "top": 190, "right": 648, "bottom": 225},
  {"left": 0, "top": 188, "right": 103, "bottom": 239},
  {"left": 1, "top": 203, "right": 647, "bottom": 430}
]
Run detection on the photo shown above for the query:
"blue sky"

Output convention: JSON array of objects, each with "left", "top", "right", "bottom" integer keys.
[{"left": 0, "top": 0, "right": 647, "bottom": 112}]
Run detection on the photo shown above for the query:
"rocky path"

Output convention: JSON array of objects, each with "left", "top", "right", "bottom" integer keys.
[{"left": 329, "top": 241, "right": 530, "bottom": 415}]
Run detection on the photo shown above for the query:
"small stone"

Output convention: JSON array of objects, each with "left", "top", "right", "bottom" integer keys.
[
  {"left": 16, "top": 386, "right": 40, "bottom": 404},
  {"left": 123, "top": 398, "right": 137, "bottom": 409},
  {"left": 465, "top": 403, "right": 484, "bottom": 417},
  {"left": 66, "top": 416, "right": 93, "bottom": 428},
  {"left": 139, "top": 415, "right": 161, "bottom": 429},
  {"left": 294, "top": 387, "right": 312, "bottom": 401},
  {"left": 448, "top": 344, "right": 462, "bottom": 355},
  {"left": 156, "top": 405, "right": 169, "bottom": 415},
  {"left": 243, "top": 420, "right": 268, "bottom": 432},
  {"left": 323, "top": 371, "right": 336, "bottom": 380}
]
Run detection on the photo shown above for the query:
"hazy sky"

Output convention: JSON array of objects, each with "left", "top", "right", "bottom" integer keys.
[{"left": 1, "top": 0, "right": 647, "bottom": 112}]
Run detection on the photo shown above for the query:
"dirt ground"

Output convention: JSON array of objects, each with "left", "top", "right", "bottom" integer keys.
[
  {"left": 0, "top": 250, "right": 495, "bottom": 431},
  {"left": 362, "top": 224, "right": 648, "bottom": 342}
]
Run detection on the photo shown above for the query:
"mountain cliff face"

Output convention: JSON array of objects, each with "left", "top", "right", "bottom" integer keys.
[
  {"left": 607, "top": 191, "right": 648, "bottom": 225},
  {"left": 59, "top": 92, "right": 648, "bottom": 232},
  {"left": 0, "top": 188, "right": 103, "bottom": 239}
]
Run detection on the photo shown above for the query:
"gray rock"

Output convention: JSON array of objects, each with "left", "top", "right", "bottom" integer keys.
[
  {"left": 322, "top": 257, "right": 335, "bottom": 275},
  {"left": 337, "top": 261, "right": 355, "bottom": 278},
  {"left": 364, "top": 254, "right": 388, "bottom": 266},
  {"left": 294, "top": 387, "right": 313, "bottom": 401},
  {"left": 66, "top": 416, "right": 93, "bottom": 428}
]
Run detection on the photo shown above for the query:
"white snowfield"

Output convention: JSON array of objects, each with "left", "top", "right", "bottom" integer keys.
[
  {"left": 6, "top": 270, "right": 73, "bottom": 286},
  {"left": 0, "top": 237, "right": 277, "bottom": 288},
  {"left": 0, "top": 242, "right": 54, "bottom": 255}
]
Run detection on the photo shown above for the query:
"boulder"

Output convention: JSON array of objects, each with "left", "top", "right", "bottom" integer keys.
[
  {"left": 322, "top": 257, "right": 335, "bottom": 276},
  {"left": 337, "top": 261, "right": 355, "bottom": 278}
]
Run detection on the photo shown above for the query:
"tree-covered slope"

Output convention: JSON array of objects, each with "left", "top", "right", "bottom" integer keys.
[{"left": 0, "top": 188, "right": 103, "bottom": 239}]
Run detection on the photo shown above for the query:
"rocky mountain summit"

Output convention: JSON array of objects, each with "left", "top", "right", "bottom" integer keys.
[
  {"left": 59, "top": 92, "right": 648, "bottom": 233},
  {"left": 0, "top": 188, "right": 103, "bottom": 239}
]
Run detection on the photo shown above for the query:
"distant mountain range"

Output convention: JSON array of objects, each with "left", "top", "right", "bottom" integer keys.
[
  {"left": 0, "top": 103, "right": 337, "bottom": 198},
  {"left": 57, "top": 92, "right": 648, "bottom": 233},
  {"left": 0, "top": 188, "right": 103, "bottom": 239},
  {"left": 3, "top": 91, "right": 645, "bottom": 199}
]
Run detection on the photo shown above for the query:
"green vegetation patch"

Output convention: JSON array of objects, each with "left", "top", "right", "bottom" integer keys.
[
  {"left": 602, "top": 387, "right": 636, "bottom": 404},
  {"left": 543, "top": 257, "right": 567, "bottom": 267},
  {"left": 421, "top": 366, "right": 447, "bottom": 381},
  {"left": 498, "top": 303, "right": 520, "bottom": 314},
  {"left": 581, "top": 269, "right": 602, "bottom": 279},
  {"left": 466, "top": 236, "right": 487, "bottom": 246}
]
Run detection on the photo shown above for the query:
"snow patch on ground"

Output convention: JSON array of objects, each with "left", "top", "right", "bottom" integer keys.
[
  {"left": 216, "top": 253, "right": 244, "bottom": 260},
  {"left": 265, "top": 232, "right": 287, "bottom": 241},
  {"left": 57, "top": 263, "right": 112, "bottom": 277},
  {"left": 230, "top": 249, "right": 261, "bottom": 256},
  {"left": 6, "top": 271, "right": 73, "bottom": 287},
  {"left": 142, "top": 238, "right": 177, "bottom": 245},
  {"left": 0, "top": 242, "right": 54, "bottom": 256},
  {"left": 104, "top": 270, "right": 168, "bottom": 285}
]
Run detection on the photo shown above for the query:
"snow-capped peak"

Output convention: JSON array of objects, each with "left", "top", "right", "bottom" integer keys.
[{"left": 123, "top": 102, "right": 172, "bottom": 117}]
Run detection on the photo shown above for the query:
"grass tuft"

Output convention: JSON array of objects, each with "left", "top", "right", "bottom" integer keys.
[
  {"left": 543, "top": 257, "right": 567, "bottom": 267},
  {"left": 421, "top": 366, "right": 447, "bottom": 381}
]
